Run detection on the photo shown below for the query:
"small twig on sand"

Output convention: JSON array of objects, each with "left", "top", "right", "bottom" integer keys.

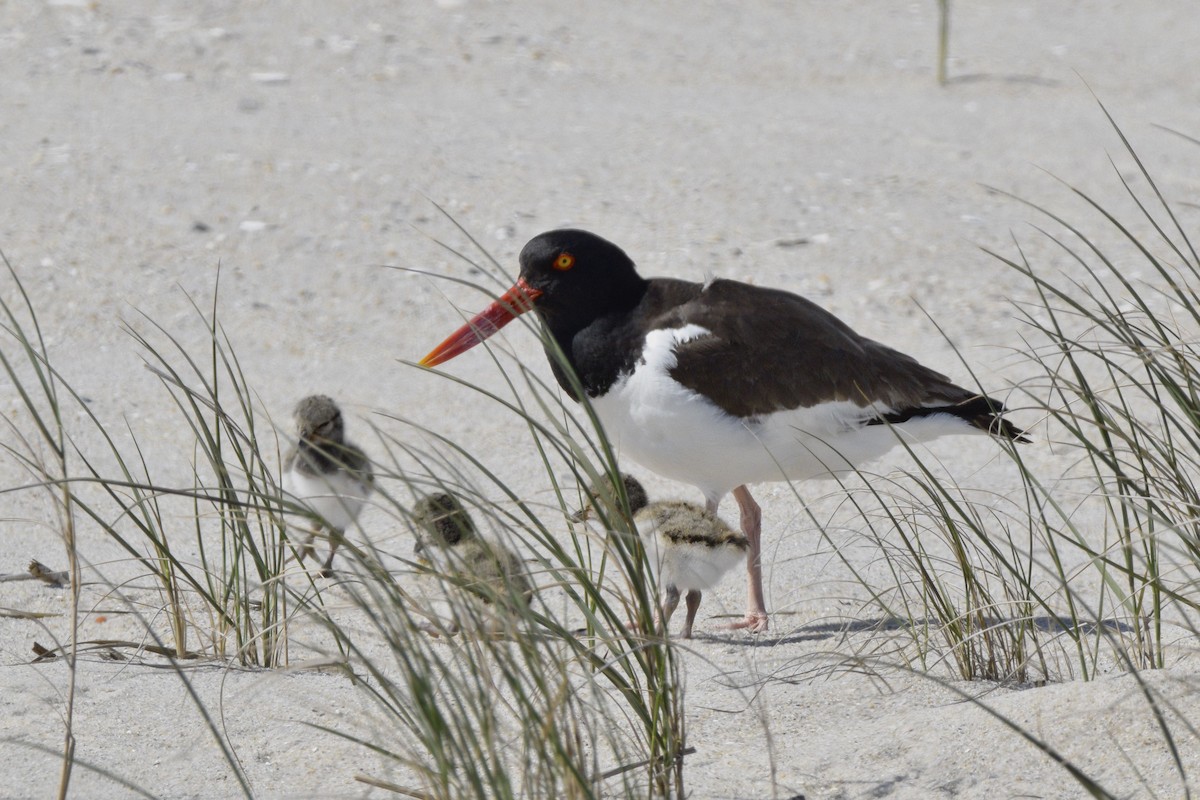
[
  {"left": 0, "top": 560, "right": 70, "bottom": 586},
  {"left": 32, "top": 639, "right": 205, "bottom": 663}
]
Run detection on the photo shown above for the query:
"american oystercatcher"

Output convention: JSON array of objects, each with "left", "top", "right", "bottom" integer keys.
[
  {"left": 420, "top": 229, "right": 1026, "bottom": 632},
  {"left": 577, "top": 472, "right": 749, "bottom": 639},
  {"left": 282, "top": 395, "right": 374, "bottom": 576}
]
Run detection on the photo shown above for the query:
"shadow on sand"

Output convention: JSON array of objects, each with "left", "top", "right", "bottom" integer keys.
[{"left": 695, "top": 613, "right": 1133, "bottom": 649}]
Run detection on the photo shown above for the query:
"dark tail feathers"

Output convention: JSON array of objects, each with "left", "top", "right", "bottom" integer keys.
[{"left": 869, "top": 395, "right": 1030, "bottom": 443}]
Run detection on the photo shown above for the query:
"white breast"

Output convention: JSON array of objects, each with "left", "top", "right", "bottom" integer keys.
[
  {"left": 283, "top": 468, "right": 369, "bottom": 531},
  {"left": 639, "top": 532, "right": 746, "bottom": 592},
  {"left": 632, "top": 501, "right": 746, "bottom": 591}
]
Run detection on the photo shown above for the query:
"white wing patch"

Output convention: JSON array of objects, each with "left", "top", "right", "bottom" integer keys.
[{"left": 638, "top": 323, "right": 712, "bottom": 370}]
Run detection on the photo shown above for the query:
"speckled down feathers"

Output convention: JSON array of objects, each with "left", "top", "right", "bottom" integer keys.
[
  {"left": 635, "top": 500, "right": 750, "bottom": 551},
  {"left": 634, "top": 500, "right": 748, "bottom": 592},
  {"left": 411, "top": 493, "right": 532, "bottom": 604},
  {"left": 580, "top": 474, "right": 748, "bottom": 592}
]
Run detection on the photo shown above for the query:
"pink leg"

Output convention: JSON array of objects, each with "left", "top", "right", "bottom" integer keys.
[{"left": 720, "top": 485, "right": 767, "bottom": 632}]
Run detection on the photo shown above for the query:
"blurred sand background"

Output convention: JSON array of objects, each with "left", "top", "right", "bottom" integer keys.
[{"left": 2, "top": 1, "right": 1200, "bottom": 797}]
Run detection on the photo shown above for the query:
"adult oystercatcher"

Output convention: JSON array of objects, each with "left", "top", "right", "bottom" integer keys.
[
  {"left": 576, "top": 473, "right": 749, "bottom": 639},
  {"left": 282, "top": 395, "right": 374, "bottom": 576},
  {"left": 420, "top": 229, "right": 1025, "bottom": 632}
]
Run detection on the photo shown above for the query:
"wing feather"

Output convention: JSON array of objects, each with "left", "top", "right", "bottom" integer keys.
[{"left": 658, "top": 279, "right": 975, "bottom": 419}]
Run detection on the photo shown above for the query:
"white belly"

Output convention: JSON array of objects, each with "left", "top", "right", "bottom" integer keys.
[
  {"left": 643, "top": 536, "right": 746, "bottom": 592},
  {"left": 283, "top": 469, "right": 369, "bottom": 531},
  {"left": 590, "top": 325, "right": 977, "bottom": 500}
]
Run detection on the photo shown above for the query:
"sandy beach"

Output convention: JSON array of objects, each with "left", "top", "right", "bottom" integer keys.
[{"left": 3, "top": 2, "right": 1200, "bottom": 797}]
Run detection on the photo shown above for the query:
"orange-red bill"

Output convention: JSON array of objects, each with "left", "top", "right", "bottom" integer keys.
[{"left": 419, "top": 278, "right": 543, "bottom": 367}]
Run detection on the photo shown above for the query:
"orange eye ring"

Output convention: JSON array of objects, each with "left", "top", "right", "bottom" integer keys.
[{"left": 553, "top": 252, "right": 576, "bottom": 271}]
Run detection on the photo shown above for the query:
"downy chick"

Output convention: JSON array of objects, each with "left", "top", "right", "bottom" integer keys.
[
  {"left": 282, "top": 395, "right": 373, "bottom": 576},
  {"left": 579, "top": 473, "right": 748, "bottom": 638},
  {"left": 411, "top": 492, "right": 532, "bottom": 625}
]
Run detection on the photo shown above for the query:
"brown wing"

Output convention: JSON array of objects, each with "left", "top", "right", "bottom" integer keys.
[{"left": 659, "top": 279, "right": 975, "bottom": 419}]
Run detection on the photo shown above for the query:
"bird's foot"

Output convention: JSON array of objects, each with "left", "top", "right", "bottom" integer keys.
[{"left": 726, "top": 612, "right": 768, "bottom": 633}]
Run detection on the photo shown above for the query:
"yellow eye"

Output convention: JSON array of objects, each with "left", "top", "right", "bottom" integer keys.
[{"left": 553, "top": 252, "right": 575, "bottom": 271}]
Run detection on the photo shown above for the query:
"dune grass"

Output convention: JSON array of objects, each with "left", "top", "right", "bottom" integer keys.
[
  {"left": 1, "top": 266, "right": 325, "bottom": 669},
  {"left": 790, "top": 106, "right": 1199, "bottom": 796},
  {"left": 0, "top": 253, "right": 84, "bottom": 797},
  {"left": 995, "top": 104, "right": 1200, "bottom": 672},
  {"left": 125, "top": 284, "right": 312, "bottom": 668}
]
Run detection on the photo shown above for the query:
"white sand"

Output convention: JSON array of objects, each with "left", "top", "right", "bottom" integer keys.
[{"left": 2, "top": 1, "right": 1199, "bottom": 797}]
